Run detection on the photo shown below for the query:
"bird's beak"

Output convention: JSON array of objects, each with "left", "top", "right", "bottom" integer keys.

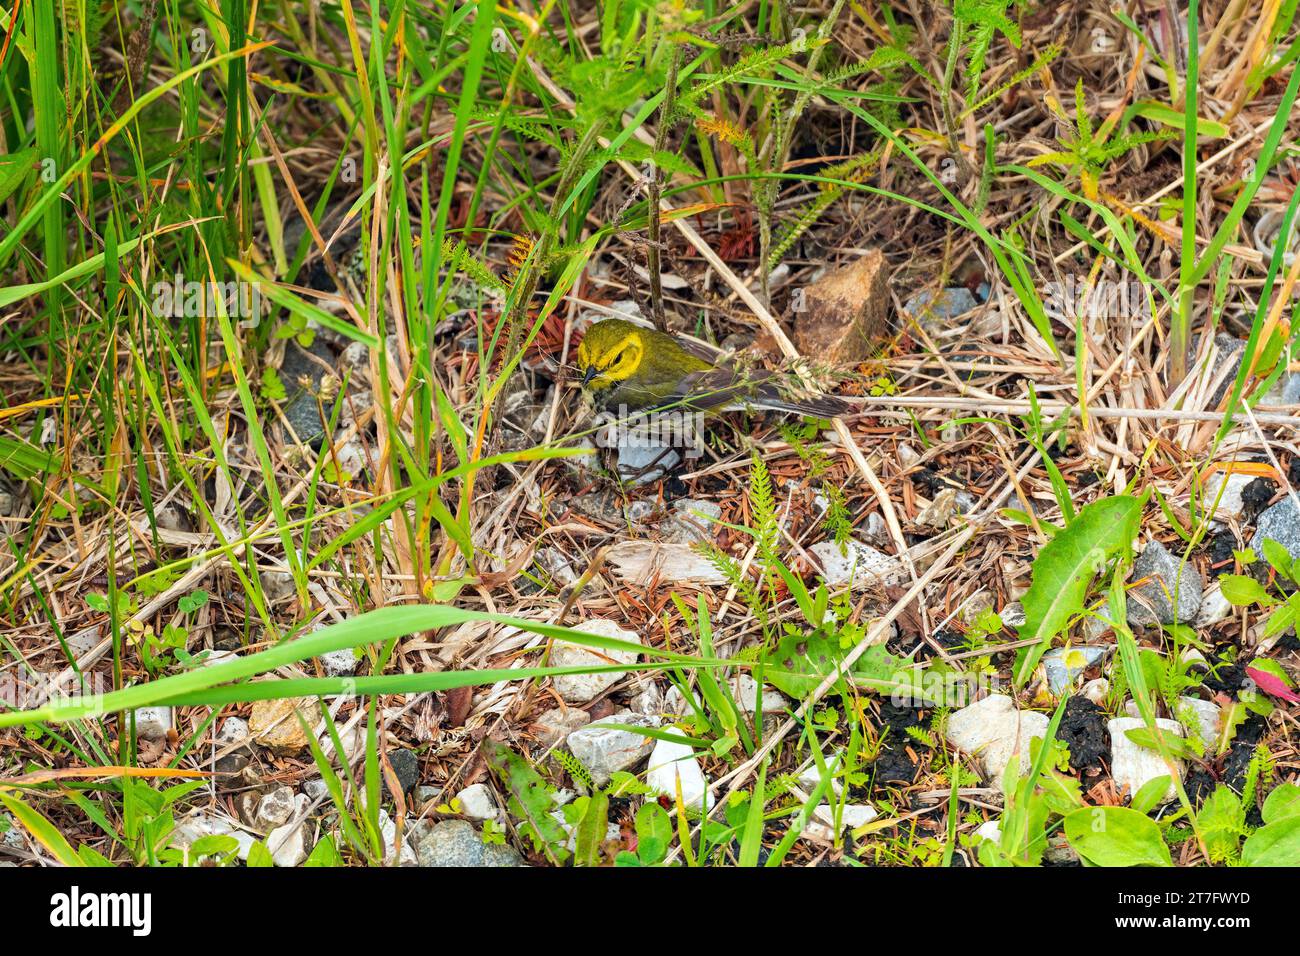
[{"left": 580, "top": 366, "right": 598, "bottom": 387}]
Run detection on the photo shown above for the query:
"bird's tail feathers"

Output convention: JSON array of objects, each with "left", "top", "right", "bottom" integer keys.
[{"left": 746, "top": 384, "right": 854, "bottom": 419}]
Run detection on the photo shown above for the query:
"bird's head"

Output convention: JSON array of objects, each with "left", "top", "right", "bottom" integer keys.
[{"left": 575, "top": 319, "right": 647, "bottom": 393}]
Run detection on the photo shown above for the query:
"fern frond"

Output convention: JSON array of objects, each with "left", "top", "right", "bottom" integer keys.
[
  {"left": 679, "top": 39, "right": 826, "bottom": 108},
  {"left": 767, "top": 151, "right": 881, "bottom": 270},
  {"left": 442, "top": 239, "right": 507, "bottom": 293},
  {"left": 553, "top": 748, "right": 596, "bottom": 791},
  {"left": 749, "top": 453, "right": 780, "bottom": 572}
]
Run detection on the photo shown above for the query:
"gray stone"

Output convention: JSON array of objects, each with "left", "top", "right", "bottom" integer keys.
[
  {"left": 415, "top": 820, "right": 522, "bottom": 867},
  {"left": 903, "top": 287, "right": 979, "bottom": 333},
  {"left": 662, "top": 499, "right": 722, "bottom": 544},
  {"left": 254, "top": 787, "right": 296, "bottom": 830},
  {"left": 566, "top": 714, "right": 658, "bottom": 786},
  {"left": 382, "top": 749, "right": 420, "bottom": 799},
  {"left": 1251, "top": 495, "right": 1300, "bottom": 563},
  {"left": 1128, "top": 540, "right": 1203, "bottom": 627},
  {"left": 280, "top": 339, "right": 335, "bottom": 449},
  {"left": 131, "top": 706, "right": 173, "bottom": 741},
  {"left": 1260, "top": 370, "right": 1300, "bottom": 407},
  {"left": 1042, "top": 646, "right": 1107, "bottom": 695},
  {"left": 318, "top": 648, "right": 356, "bottom": 677},
  {"left": 302, "top": 778, "right": 330, "bottom": 802},
  {"left": 615, "top": 437, "right": 681, "bottom": 486},
  {"left": 531, "top": 707, "right": 592, "bottom": 748}
]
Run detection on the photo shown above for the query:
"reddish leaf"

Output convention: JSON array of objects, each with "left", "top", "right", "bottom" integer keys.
[{"left": 1246, "top": 666, "right": 1300, "bottom": 704}]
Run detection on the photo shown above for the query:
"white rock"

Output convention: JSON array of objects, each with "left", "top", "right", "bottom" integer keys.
[
  {"left": 455, "top": 783, "right": 499, "bottom": 822},
  {"left": 1203, "top": 472, "right": 1255, "bottom": 519},
  {"left": 267, "top": 819, "right": 306, "bottom": 867},
  {"left": 803, "top": 803, "right": 878, "bottom": 841},
  {"left": 1176, "top": 697, "right": 1221, "bottom": 749},
  {"left": 1194, "top": 583, "right": 1234, "bottom": 628},
  {"left": 132, "top": 706, "right": 173, "bottom": 741},
  {"left": 1081, "top": 678, "right": 1109, "bottom": 706},
  {"left": 798, "top": 755, "right": 844, "bottom": 796},
  {"left": 217, "top": 717, "right": 249, "bottom": 743},
  {"left": 629, "top": 683, "right": 665, "bottom": 717},
  {"left": 1108, "top": 717, "right": 1184, "bottom": 804},
  {"left": 318, "top": 648, "right": 357, "bottom": 677},
  {"left": 254, "top": 787, "right": 296, "bottom": 830},
  {"left": 810, "top": 539, "right": 904, "bottom": 589},
  {"left": 550, "top": 619, "right": 643, "bottom": 704},
  {"left": 645, "top": 737, "right": 713, "bottom": 812},
  {"left": 566, "top": 714, "right": 658, "bottom": 785},
  {"left": 202, "top": 649, "right": 241, "bottom": 668},
  {"left": 945, "top": 694, "right": 1050, "bottom": 788},
  {"left": 561, "top": 438, "right": 601, "bottom": 473},
  {"left": 728, "top": 674, "right": 788, "bottom": 715},
  {"left": 171, "top": 811, "right": 257, "bottom": 863}
]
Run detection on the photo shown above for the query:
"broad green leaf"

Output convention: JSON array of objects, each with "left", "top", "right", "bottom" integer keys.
[
  {"left": 573, "top": 792, "right": 610, "bottom": 867},
  {"left": 1263, "top": 783, "right": 1300, "bottom": 825},
  {"left": 246, "top": 841, "right": 275, "bottom": 867},
  {"left": 1219, "top": 574, "right": 1274, "bottom": 607},
  {"left": 1241, "top": 816, "right": 1300, "bottom": 866},
  {"left": 1062, "top": 805, "right": 1172, "bottom": 867},
  {"left": 304, "top": 836, "right": 343, "bottom": 867},
  {"left": 1261, "top": 539, "right": 1295, "bottom": 578},
  {"left": 1130, "top": 775, "right": 1174, "bottom": 815},
  {"left": 761, "top": 630, "right": 914, "bottom": 700},
  {"left": 635, "top": 802, "right": 672, "bottom": 866},
  {"left": 1014, "top": 496, "right": 1141, "bottom": 686}
]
